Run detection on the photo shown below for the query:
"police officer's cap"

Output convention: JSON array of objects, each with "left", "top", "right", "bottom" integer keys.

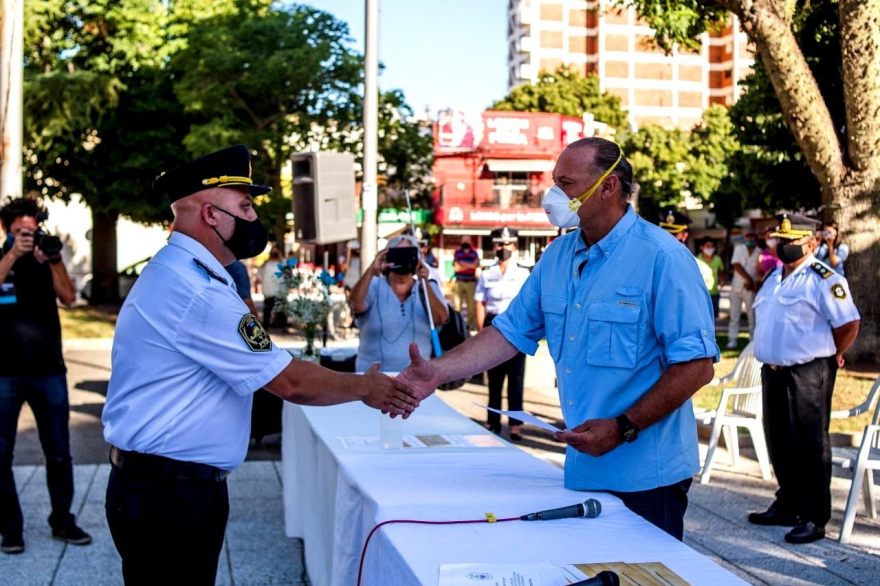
[
  {"left": 491, "top": 227, "right": 518, "bottom": 243},
  {"left": 770, "top": 213, "right": 815, "bottom": 240},
  {"left": 658, "top": 209, "right": 692, "bottom": 234},
  {"left": 153, "top": 144, "right": 272, "bottom": 203}
]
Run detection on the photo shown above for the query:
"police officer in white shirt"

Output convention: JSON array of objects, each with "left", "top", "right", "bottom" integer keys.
[
  {"left": 474, "top": 227, "right": 531, "bottom": 440},
  {"left": 102, "top": 145, "right": 419, "bottom": 585},
  {"left": 749, "top": 214, "right": 860, "bottom": 545},
  {"left": 727, "top": 229, "right": 761, "bottom": 348}
]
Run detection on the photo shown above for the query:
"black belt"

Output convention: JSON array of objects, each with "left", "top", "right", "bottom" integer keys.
[{"left": 109, "top": 447, "right": 230, "bottom": 482}]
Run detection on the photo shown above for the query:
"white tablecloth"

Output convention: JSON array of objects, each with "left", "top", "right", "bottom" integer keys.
[{"left": 281, "top": 395, "right": 749, "bottom": 586}]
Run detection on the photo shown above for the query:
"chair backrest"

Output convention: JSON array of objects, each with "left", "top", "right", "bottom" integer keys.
[
  {"left": 832, "top": 372, "right": 880, "bottom": 423},
  {"left": 729, "top": 342, "right": 764, "bottom": 417}
]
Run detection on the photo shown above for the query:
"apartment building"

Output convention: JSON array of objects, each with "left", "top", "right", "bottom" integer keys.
[{"left": 507, "top": 0, "right": 753, "bottom": 129}]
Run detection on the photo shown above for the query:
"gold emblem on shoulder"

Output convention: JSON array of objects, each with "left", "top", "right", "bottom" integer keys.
[
  {"left": 238, "top": 314, "right": 271, "bottom": 352},
  {"left": 831, "top": 283, "right": 847, "bottom": 300}
]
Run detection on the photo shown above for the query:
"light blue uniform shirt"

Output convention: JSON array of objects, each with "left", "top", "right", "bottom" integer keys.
[
  {"left": 103, "top": 233, "right": 292, "bottom": 470},
  {"left": 492, "top": 206, "right": 719, "bottom": 492}
]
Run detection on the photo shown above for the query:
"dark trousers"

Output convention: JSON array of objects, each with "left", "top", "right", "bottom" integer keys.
[
  {"left": 106, "top": 459, "right": 230, "bottom": 585},
  {"left": 0, "top": 374, "right": 75, "bottom": 535},
  {"left": 761, "top": 356, "right": 837, "bottom": 526},
  {"left": 485, "top": 313, "right": 525, "bottom": 428},
  {"left": 263, "top": 296, "right": 277, "bottom": 328},
  {"left": 250, "top": 389, "right": 283, "bottom": 441},
  {"left": 608, "top": 478, "right": 693, "bottom": 541}
]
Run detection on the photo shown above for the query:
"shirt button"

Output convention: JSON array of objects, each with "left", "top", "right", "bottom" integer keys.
[
  {"left": 574, "top": 303, "right": 581, "bottom": 310},
  {"left": 604, "top": 252, "right": 609, "bottom": 257},
  {"left": 566, "top": 368, "right": 572, "bottom": 374},
  {"left": 702, "top": 330, "right": 708, "bottom": 335},
  {"left": 573, "top": 269, "right": 578, "bottom": 277},
  {"left": 569, "top": 335, "right": 575, "bottom": 341},
  {"left": 567, "top": 400, "right": 573, "bottom": 406}
]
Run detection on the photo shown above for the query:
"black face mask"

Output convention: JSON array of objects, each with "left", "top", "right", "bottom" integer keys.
[
  {"left": 495, "top": 248, "right": 513, "bottom": 261},
  {"left": 212, "top": 206, "right": 268, "bottom": 260},
  {"left": 777, "top": 241, "right": 809, "bottom": 264}
]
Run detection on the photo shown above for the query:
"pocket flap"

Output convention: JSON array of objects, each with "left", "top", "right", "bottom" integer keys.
[
  {"left": 777, "top": 296, "right": 801, "bottom": 306},
  {"left": 542, "top": 294, "right": 567, "bottom": 315},
  {"left": 589, "top": 302, "right": 640, "bottom": 323},
  {"left": 616, "top": 286, "right": 642, "bottom": 297}
]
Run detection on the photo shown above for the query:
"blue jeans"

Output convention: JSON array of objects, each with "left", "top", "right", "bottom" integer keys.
[
  {"left": 0, "top": 374, "right": 75, "bottom": 535},
  {"left": 607, "top": 478, "right": 693, "bottom": 540}
]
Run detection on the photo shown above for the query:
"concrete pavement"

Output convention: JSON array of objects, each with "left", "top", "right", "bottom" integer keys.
[{"left": 5, "top": 332, "right": 880, "bottom": 585}]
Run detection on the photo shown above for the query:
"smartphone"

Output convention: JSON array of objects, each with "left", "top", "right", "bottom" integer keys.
[{"left": 385, "top": 246, "right": 419, "bottom": 269}]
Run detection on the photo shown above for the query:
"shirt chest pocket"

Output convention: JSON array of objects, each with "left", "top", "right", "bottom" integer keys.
[
  {"left": 775, "top": 295, "right": 812, "bottom": 326},
  {"left": 587, "top": 302, "right": 640, "bottom": 368},
  {"left": 541, "top": 294, "right": 568, "bottom": 362}
]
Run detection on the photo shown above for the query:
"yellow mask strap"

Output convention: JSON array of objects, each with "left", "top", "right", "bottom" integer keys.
[{"left": 568, "top": 149, "right": 624, "bottom": 211}]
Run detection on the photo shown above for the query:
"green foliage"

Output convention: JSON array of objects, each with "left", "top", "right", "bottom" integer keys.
[
  {"left": 620, "top": 1, "right": 729, "bottom": 53},
  {"left": 491, "top": 65, "right": 629, "bottom": 133}
]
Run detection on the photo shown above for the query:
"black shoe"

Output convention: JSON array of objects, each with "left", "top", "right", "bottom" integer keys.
[
  {"left": 1, "top": 533, "right": 24, "bottom": 554},
  {"left": 509, "top": 426, "right": 523, "bottom": 442},
  {"left": 748, "top": 507, "right": 799, "bottom": 527},
  {"left": 483, "top": 423, "right": 501, "bottom": 434},
  {"left": 784, "top": 521, "right": 825, "bottom": 544},
  {"left": 52, "top": 524, "right": 92, "bottom": 546}
]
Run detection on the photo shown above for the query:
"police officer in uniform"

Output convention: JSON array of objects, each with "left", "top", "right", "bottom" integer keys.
[
  {"left": 102, "top": 145, "right": 419, "bottom": 585},
  {"left": 749, "top": 214, "right": 860, "bottom": 544},
  {"left": 474, "top": 228, "right": 531, "bottom": 440},
  {"left": 658, "top": 209, "right": 693, "bottom": 245}
]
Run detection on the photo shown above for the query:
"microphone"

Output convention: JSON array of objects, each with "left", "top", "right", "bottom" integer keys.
[
  {"left": 519, "top": 498, "right": 601, "bottom": 521},
  {"left": 569, "top": 570, "right": 620, "bottom": 586}
]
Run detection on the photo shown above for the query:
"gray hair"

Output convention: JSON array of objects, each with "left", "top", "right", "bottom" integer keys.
[{"left": 387, "top": 234, "right": 419, "bottom": 248}]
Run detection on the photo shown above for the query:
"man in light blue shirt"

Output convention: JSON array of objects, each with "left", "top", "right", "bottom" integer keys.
[{"left": 398, "top": 137, "right": 718, "bottom": 540}]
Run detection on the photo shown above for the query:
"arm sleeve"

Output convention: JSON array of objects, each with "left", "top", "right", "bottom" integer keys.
[
  {"left": 817, "top": 277, "right": 860, "bottom": 328},
  {"left": 489, "top": 259, "right": 545, "bottom": 356},
  {"left": 653, "top": 248, "right": 720, "bottom": 365},
  {"left": 474, "top": 274, "right": 487, "bottom": 302}
]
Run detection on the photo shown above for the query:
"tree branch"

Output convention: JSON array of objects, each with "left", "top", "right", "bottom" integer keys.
[
  {"left": 839, "top": 0, "right": 880, "bottom": 176},
  {"left": 734, "top": 0, "right": 844, "bottom": 188}
]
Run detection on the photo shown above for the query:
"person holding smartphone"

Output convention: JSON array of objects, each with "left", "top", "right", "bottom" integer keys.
[
  {"left": 814, "top": 221, "right": 848, "bottom": 276},
  {"left": 349, "top": 234, "right": 448, "bottom": 373}
]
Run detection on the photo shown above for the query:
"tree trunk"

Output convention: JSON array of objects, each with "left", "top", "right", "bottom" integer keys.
[
  {"left": 89, "top": 208, "right": 120, "bottom": 305},
  {"left": 827, "top": 175, "right": 880, "bottom": 363}
]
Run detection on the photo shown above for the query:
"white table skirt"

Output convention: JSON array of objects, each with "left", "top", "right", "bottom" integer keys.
[{"left": 282, "top": 395, "right": 749, "bottom": 586}]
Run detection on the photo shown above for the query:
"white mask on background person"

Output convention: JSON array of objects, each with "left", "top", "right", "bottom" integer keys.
[
  {"left": 704, "top": 247, "right": 716, "bottom": 256},
  {"left": 766, "top": 238, "right": 778, "bottom": 248},
  {"left": 543, "top": 185, "right": 581, "bottom": 228}
]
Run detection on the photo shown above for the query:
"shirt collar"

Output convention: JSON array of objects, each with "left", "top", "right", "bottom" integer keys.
[
  {"left": 168, "top": 232, "right": 232, "bottom": 283},
  {"left": 574, "top": 205, "right": 637, "bottom": 257}
]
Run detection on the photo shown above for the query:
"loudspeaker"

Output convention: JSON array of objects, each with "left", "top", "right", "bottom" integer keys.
[{"left": 291, "top": 151, "right": 358, "bottom": 244}]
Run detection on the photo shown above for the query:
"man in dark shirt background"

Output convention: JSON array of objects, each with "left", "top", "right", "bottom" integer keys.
[
  {"left": 453, "top": 240, "right": 480, "bottom": 330},
  {"left": 0, "top": 197, "right": 91, "bottom": 554}
]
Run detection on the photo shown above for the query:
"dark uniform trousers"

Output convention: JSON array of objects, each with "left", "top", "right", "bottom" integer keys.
[
  {"left": 105, "top": 448, "right": 230, "bottom": 586},
  {"left": 761, "top": 356, "right": 838, "bottom": 526},
  {"left": 484, "top": 313, "right": 526, "bottom": 429}
]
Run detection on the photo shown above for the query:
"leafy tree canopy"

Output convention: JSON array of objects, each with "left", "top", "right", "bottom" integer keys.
[{"left": 490, "top": 65, "right": 629, "bottom": 133}]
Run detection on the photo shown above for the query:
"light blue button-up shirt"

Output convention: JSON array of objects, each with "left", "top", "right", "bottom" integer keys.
[
  {"left": 492, "top": 206, "right": 719, "bottom": 492},
  {"left": 103, "top": 232, "right": 292, "bottom": 470}
]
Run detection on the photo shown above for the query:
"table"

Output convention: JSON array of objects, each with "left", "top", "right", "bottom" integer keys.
[{"left": 281, "top": 395, "right": 749, "bottom": 586}]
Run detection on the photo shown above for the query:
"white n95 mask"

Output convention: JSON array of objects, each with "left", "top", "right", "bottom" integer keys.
[{"left": 543, "top": 186, "right": 581, "bottom": 228}]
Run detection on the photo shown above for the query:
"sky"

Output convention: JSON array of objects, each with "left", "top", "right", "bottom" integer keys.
[{"left": 299, "top": 0, "right": 509, "bottom": 116}]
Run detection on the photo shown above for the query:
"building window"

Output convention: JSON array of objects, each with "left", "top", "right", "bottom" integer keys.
[{"left": 492, "top": 172, "right": 533, "bottom": 208}]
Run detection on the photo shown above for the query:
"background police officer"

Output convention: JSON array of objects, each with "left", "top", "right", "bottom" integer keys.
[
  {"left": 658, "top": 208, "right": 693, "bottom": 246},
  {"left": 474, "top": 227, "right": 530, "bottom": 440},
  {"left": 749, "top": 215, "right": 860, "bottom": 544},
  {"left": 102, "top": 145, "right": 419, "bottom": 584}
]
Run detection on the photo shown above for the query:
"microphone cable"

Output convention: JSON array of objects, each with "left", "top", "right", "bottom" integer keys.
[{"left": 356, "top": 513, "right": 520, "bottom": 586}]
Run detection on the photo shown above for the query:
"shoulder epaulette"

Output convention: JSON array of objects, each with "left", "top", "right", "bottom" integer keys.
[
  {"left": 810, "top": 261, "right": 833, "bottom": 279},
  {"left": 193, "top": 258, "right": 229, "bottom": 285}
]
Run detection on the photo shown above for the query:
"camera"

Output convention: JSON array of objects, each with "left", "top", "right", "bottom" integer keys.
[
  {"left": 33, "top": 229, "right": 63, "bottom": 257},
  {"left": 385, "top": 246, "right": 419, "bottom": 274}
]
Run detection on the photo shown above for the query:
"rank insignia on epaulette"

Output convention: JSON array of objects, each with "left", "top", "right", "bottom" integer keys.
[
  {"left": 831, "top": 283, "right": 847, "bottom": 300},
  {"left": 810, "top": 262, "right": 833, "bottom": 279},
  {"left": 193, "top": 258, "right": 229, "bottom": 285},
  {"left": 239, "top": 313, "right": 271, "bottom": 352}
]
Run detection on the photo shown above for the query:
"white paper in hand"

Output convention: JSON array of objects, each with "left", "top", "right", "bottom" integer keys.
[{"left": 472, "top": 402, "right": 562, "bottom": 433}]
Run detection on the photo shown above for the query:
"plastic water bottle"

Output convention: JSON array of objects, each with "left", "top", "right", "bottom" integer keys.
[{"left": 379, "top": 412, "right": 403, "bottom": 449}]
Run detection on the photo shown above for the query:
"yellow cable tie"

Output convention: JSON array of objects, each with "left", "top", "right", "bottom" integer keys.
[{"left": 485, "top": 512, "right": 497, "bottom": 523}]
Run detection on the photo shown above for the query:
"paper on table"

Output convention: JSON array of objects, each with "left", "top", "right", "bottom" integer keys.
[
  {"left": 472, "top": 402, "right": 562, "bottom": 433},
  {"left": 439, "top": 562, "right": 587, "bottom": 586}
]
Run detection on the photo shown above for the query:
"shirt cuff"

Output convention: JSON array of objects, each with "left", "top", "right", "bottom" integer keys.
[
  {"left": 665, "top": 329, "right": 720, "bottom": 365},
  {"left": 232, "top": 347, "right": 293, "bottom": 396},
  {"left": 491, "top": 314, "right": 540, "bottom": 356}
]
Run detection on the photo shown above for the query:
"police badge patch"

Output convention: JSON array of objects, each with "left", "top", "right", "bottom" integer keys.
[
  {"left": 239, "top": 314, "right": 271, "bottom": 351},
  {"left": 831, "top": 283, "right": 847, "bottom": 300}
]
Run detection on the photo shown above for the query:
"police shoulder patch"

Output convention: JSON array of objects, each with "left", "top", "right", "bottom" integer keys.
[
  {"left": 238, "top": 313, "right": 271, "bottom": 352},
  {"left": 831, "top": 283, "right": 847, "bottom": 300},
  {"left": 810, "top": 262, "right": 833, "bottom": 279}
]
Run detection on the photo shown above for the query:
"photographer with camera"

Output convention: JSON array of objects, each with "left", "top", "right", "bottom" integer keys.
[
  {"left": 0, "top": 197, "right": 90, "bottom": 555},
  {"left": 349, "top": 234, "right": 448, "bottom": 373}
]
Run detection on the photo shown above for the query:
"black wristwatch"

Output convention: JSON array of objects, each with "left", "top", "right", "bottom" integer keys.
[{"left": 616, "top": 414, "right": 639, "bottom": 443}]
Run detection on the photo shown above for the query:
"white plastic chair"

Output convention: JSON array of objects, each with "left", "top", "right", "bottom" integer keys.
[
  {"left": 695, "top": 341, "right": 771, "bottom": 484},
  {"left": 831, "top": 374, "right": 880, "bottom": 544}
]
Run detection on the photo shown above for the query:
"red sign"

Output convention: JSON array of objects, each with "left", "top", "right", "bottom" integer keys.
[
  {"left": 441, "top": 206, "right": 551, "bottom": 227},
  {"left": 435, "top": 111, "right": 587, "bottom": 154}
]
